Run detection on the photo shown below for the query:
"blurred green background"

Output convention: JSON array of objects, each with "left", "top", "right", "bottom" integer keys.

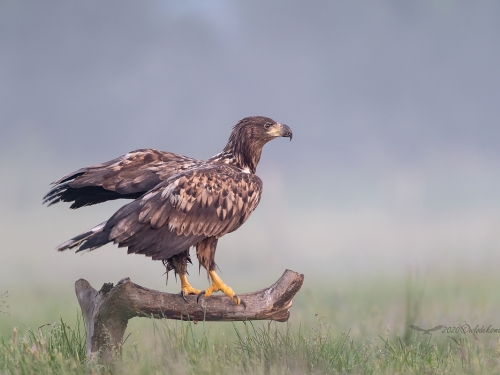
[{"left": 1, "top": 1, "right": 500, "bottom": 341}]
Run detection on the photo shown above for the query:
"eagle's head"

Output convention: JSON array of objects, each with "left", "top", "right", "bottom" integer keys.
[
  {"left": 221, "top": 116, "right": 293, "bottom": 173},
  {"left": 233, "top": 116, "right": 293, "bottom": 144}
]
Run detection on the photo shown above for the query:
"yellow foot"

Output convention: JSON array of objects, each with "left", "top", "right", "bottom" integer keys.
[
  {"left": 197, "top": 270, "right": 243, "bottom": 306},
  {"left": 179, "top": 274, "right": 201, "bottom": 303}
]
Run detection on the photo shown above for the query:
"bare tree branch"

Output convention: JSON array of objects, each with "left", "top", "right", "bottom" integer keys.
[{"left": 75, "top": 269, "right": 304, "bottom": 361}]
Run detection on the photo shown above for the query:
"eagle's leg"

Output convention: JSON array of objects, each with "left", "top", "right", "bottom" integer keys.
[
  {"left": 196, "top": 237, "right": 243, "bottom": 305},
  {"left": 179, "top": 274, "right": 201, "bottom": 297},
  {"left": 164, "top": 250, "right": 201, "bottom": 300},
  {"left": 200, "top": 270, "right": 242, "bottom": 305}
]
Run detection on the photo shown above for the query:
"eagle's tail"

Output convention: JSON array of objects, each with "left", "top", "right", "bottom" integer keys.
[{"left": 56, "top": 221, "right": 110, "bottom": 252}]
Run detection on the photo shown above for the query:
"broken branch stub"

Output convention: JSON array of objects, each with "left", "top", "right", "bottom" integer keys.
[{"left": 75, "top": 269, "right": 304, "bottom": 361}]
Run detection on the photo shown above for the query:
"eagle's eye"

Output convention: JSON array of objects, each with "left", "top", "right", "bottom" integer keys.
[{"left": 264, "top": 122, "right": 272, "bottom": 129}]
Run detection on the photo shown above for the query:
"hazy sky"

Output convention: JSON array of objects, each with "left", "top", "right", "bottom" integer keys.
[{"left": 1, "top": 1, "right": 499, "bottom": 289}]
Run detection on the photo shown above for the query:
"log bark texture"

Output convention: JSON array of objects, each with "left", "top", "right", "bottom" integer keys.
[{"left": 75, "top": 269, "right": 304, "bottom": 361}]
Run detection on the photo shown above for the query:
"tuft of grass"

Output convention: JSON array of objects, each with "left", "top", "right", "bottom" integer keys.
[
  {"left": 0, "top": 314, "right": 91, "bottom": 375},
  {"left": 231, "top": 320, "right": 373, "bottom": 374}
]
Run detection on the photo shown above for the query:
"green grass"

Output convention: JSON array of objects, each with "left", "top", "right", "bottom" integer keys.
[
  {"left": 2, "top": 272, "right": 500, "bottom": 374},
  {"left": 2, "top": 314, "right": 500, "bottom": 374},
  {"left": 0, "top": 317, "right": 87, "bottom": 375}
]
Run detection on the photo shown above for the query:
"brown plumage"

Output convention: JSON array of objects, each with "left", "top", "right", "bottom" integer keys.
[
  {"left": 46, "top": 116, "right": 292, "bottom": 304},
  {"left": 43, "top": 149, "right": 199, "bottom": 208}
]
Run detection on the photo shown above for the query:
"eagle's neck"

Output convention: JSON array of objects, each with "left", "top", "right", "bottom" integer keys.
[{"left": 208, "top": 132, "right": 266, "bottom": 174}]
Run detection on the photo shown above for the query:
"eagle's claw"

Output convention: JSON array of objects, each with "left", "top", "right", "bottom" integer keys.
[
  {"left": 197, "top": 290, "right": 206, "bottom": 304},
  {"left": 199, "top": 270, "right": 243, "bottom": 305},
  {"left": 234, "top": 294, "right": 246, "bottom": 309},
  {"left": 180, "top": 290, "right": 188, "bottom": 303}
]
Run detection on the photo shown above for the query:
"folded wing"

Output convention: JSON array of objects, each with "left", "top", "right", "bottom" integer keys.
[{"left": 62, "top": 165, "right": 263, "bottom": 261}]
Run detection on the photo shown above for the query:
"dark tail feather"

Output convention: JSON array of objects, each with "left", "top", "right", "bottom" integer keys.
[
  {"left": 56, "top": 221, "right": 110, "bottom": 252},
  {"left": 43, "top": 169, "right": 86, "bottom": 207},
  {"left": 44, "top": 183, "right": 144, "bottom": 209},
  {"left": 43, "top": 183, "right": 71, "bottom": 207}
]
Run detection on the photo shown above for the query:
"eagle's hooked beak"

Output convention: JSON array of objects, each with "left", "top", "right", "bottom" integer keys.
[
  {"left": 266, "top": 123, "right": 293, "bottom": 140},
  {"left": 278, "top": 123, "right": 293, "bottom": 141},
  {"left": 267, "top": 123, "right": 292, "bottom": 140}
]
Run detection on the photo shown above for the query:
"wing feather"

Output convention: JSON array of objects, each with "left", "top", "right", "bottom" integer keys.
[
  {"left": 98, "top": 165, "right": 262, "bottom": 259},
  {"left": 43, "top": 149, "right": 201, "bottom": 208},
  {"left": 62, "top": 165, "right": 263, "bottom": 259}
]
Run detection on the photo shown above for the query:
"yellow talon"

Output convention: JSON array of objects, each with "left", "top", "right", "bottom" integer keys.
[
  {"left": 179, "top": 274, "right": 201, "bottom": 295},
  {"left": 201, "top": 270, "right": 241, "bottom": 305}
]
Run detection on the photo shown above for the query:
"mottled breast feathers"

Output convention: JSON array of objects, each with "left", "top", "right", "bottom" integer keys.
[{"left": 102, "top": 165, "right": 262, "bottom": 260}]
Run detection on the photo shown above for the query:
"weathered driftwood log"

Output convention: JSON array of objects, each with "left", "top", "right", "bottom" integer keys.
[{"left": 75, "top": 269, "right": 304, "bottom": 361}]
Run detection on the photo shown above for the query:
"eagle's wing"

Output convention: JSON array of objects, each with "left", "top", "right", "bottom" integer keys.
[
  {"left": 43, "top": 149, "right": 200, "bottom": 208},
  {"left": 76, "top": 165, "right": 263, "bottom": 260}
]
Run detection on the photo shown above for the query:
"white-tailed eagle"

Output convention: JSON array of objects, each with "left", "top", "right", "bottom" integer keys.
[{"left": 44, "top": 116, "right": 292, "bottom": 305}]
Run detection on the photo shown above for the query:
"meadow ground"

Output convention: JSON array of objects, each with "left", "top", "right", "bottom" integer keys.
[{"left": 1, "top": 271, "right": 500, "bottom": 374}]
